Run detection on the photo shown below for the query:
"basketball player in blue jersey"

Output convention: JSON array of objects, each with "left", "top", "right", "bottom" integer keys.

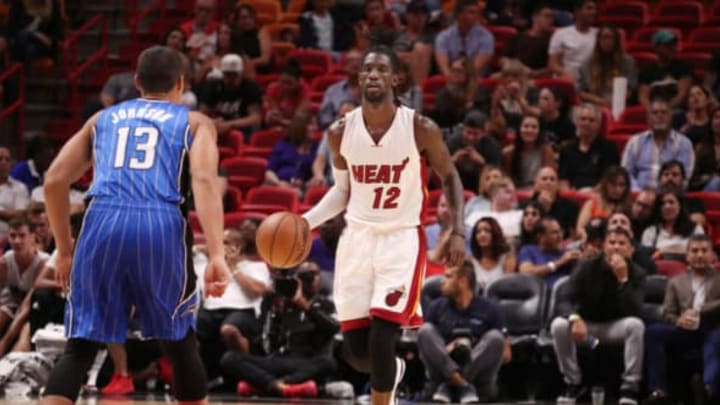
[
  {"left": 302, "top": 45, "right": 466, "bottom": 405},
  {"left": 40, "top": 46, "right": 230, "bottom": 405}
]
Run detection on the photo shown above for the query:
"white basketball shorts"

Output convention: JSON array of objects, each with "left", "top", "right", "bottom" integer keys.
[{"left": 333, "top": 222, "right": 426, "bottom": 331}]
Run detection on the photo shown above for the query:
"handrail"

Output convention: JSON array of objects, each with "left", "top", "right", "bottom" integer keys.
[
  {"left": 0, "top": 64, "right": 25, "bottom": 158},
  {"left": 62, "top": 14, "right": 108, "bottom": 120},
  {"left": 130, "top": 0, "right": 166, "bottom": 47}
]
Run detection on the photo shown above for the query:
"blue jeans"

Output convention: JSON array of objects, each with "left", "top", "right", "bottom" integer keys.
[{"left": 645, "top": 323, "right": 720, "bottom": 394}]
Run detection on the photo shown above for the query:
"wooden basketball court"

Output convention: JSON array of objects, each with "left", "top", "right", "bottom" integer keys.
[{"left": 0, "top": 396, "right": 557, "bottom": 405}]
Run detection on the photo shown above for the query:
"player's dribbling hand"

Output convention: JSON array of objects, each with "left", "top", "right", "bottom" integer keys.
[
  {"left": 444, "top": 233, "right": 466, "bottom": 268},
  {"left": 204, "top": 256, "right": 231, "bottom": 298},
  {"left": 54, "top": 252, "right": 73, "bottom": 293}
]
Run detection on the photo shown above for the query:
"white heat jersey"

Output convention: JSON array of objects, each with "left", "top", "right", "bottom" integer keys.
[{"left": 340, "top": 105, "right": 424, "bottom": 231}]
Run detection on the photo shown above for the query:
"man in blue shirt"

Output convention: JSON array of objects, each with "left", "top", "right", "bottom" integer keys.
[
  {"left": 621, "top": 98, "right": 694, "bottom": 191},
  {"left": 518, "top": 216, "right": 582, "bottom": 287},
  {"left": 434, "top": 0, "right": 494, "bottom": 77},
  {"left": 418, "top": 260, "right": 510, "bottom": 403}
]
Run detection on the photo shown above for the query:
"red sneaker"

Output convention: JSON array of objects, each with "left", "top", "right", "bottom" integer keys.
[
  {"left": 237, "top": 381, "right": 259, "bottom": 396},
  {"left": 100, "top": 373, "right": 135, "bottom": 395},
  {"left": 157, "top": 357, "right": 173, "bottom": 385},
  {"left": 282, "top": 380, "right": 318, "bottom": 398}
]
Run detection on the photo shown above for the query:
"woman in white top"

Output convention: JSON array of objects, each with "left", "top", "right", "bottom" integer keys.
[
  {"left": 469, "top": 217, "right": 516, "bottom": 290},
  {"left": 641, "top": 187, "right": 704, "bottom": 257}
]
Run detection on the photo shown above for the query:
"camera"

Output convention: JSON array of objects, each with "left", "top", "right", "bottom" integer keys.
[{"left": 272, "top": 268, "right": 318, "bottom": 299}]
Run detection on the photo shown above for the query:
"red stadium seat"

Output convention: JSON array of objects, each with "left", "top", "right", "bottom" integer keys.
[
  {"left": 655, "top": 259, "right": 687, "bottom": 278},
  {"left": 224, "top": 130, "right": 245, "bottom": 154},
  {"left": 188, "top": 211, "right": 201, "bottom": 233},
  {"left": 602, "top": 1, "right": 649, "bottom": 24},
  {"left": 249, "top": 128, "right": 285, "bottom": 148},
  {"left": 242, "top": 186, "right": 300, "bottom": 214},
  {"left": 486, "top": 25, "right": 516, "bottom": 52},
  {"left": 421, "top": 75, "right": 447, "bottom": 110},
  {"left": 220, "top": 157, "right": 268, "bottom": 192},
  {"left": 686, "top": 192, "right": 720, "bottom": 211},
  {"left": 559, "top": 191, "right": 594, "bottom": 208},
  {"left": 300, "top": 186, "right": 329, "bottom": 212},
  {"left": 607, "top": 134, "right": 631, "bottom": 155},
  {"left": 618, "top": 105, "right": 647, "bottom": 126},
  {"left": 628, "top": 51, "right": 659, "bottom": 71},
  {"left": 255, "top": 73, "right": 280, "bottom": 91},
  {"left": 310, "top": 74, "right": 346, "bottom": 103},
  {"left": 649, "top": 1, "right": 703, "bottom": 35},
  {"left": 676, "top": 52, "right": 712, "bottom": 80},
  {"left": 289, "top": 49, "right": 333, "bottom": 79},
  {"left": 224, "top": 186, "right": 244, "bottom": 212},
  {"left": 684, "top": 27, "right": 720, "bottom": 53}
]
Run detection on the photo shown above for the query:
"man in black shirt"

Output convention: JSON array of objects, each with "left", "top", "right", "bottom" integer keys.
[
  {"left": 637, "top": 30, "right": 693, "bottom": 109},
  {"left": 446, "top": 110, "right": 503, "bottom": 191},
  {"left": 418, "top": 261, "right": 509, "bottom": 403},
  {"left": 199, "top": 53, "right": 263, "bottom": 138},
  {"left": 501, "top": 3, "right": 554, "bottom": 78},
  {"left": 550, "top": 228, "right": 645, "bottom": 404},
  {"left": 220, "top": 267, "right": 339, "bottom": 397},
  {"left": 558, "top": 103, "right": 619, "bottom": 190}
]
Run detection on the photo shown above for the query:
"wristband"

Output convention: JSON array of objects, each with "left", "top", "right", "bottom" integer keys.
[
  {"left": 451, "top": 230, "right": 466, "bottom": 239},
  {"left": 547, "top": 261, "right": 557, "bottom": 272}
]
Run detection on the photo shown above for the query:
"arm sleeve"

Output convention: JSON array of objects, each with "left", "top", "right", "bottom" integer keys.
[{"left": 302, "top": 167, "right": 349, "bottom": 229}]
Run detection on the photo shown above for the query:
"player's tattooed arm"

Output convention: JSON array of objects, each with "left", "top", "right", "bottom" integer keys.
[{"left": 414, "top": 113, "right": 466, "bottom": 267}]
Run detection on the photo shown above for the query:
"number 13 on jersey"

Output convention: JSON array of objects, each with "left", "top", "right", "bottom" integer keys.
[{"left": 114, "top": 126, "right": 159, "bottom": 170}]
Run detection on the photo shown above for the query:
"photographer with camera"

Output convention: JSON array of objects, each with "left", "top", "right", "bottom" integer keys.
[
  {"left": 418, "top": 260, "right": 511, "bottom": 403},
  {"left": 220, "top": 263, "right": 339, "bottom": 398}
]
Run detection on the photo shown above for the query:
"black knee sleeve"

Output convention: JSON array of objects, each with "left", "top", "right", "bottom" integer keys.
[
  {"left": 342, "top": 327, "right": 371, "bottom": 373},
  {"left": 161, "top": 331, "right": 208, "bottom": 401},
  {"left": 43, "top": 339, "right": 102, "bottom": 402},
  {"left": 368, "top": 318, "right": 400, "bottom": 392}
]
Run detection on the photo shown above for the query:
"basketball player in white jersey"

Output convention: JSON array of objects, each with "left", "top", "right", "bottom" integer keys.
[{"left": 302, "top": 45, "right": 466, "bottom": 405}]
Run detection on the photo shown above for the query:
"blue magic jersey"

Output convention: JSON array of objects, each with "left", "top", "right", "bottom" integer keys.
[{"left": 88, "top": 99, "right": 192, "bottom": 205}]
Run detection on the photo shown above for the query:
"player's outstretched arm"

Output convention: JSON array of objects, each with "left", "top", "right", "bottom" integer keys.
[
  {"left": 189, "top": 111, "right": 230, "bottom": 297},
  {"left": 302, "top": 119, "right": 350, "bottom": 230},
  {"left": 415, "top": 113, "right": 466, "bottom": 267},
  {"left": 44, "top": 114, "right": 96, "bottom": 259}
]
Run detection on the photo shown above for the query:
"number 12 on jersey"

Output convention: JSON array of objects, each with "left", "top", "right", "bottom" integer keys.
[
  {"left": 114, "top": 127, "right": 159, "bottom": 170},
  {"left": 372, "top": 186, "right": 400, "bottom": 209}
]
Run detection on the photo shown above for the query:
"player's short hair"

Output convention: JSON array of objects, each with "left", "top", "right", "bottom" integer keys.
[
  {"left": 688, "top": 233, "right": 711, "bottom": 247},
  {"left": 136, "top": 46, "right": 184, "bottom": 94},
  {"left": 8, "top": 216, "right": 34, "bottom": 233},
  {"left": 363, "top": 45, "right": 400, "bottom": 73},
  {"left": 457, "top": 260, "right": 477, "bottom": 292}
]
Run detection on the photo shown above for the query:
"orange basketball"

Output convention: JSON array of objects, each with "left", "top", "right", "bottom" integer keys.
[{"left": 256, "top": 212, "right": 312, "bottom": 269}]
